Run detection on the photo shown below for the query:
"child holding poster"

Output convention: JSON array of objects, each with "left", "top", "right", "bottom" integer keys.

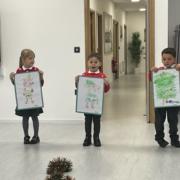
[
  {"left": 10, "top": 49, "right": 44, "bottom": 144},
  {"left": 151, "top": 47, "right": 180, "bottom": 148},
  {"left": 75, "top": 53, "right": 110, "bottom": 147}
]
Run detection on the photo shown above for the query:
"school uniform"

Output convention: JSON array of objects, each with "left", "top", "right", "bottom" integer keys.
[
  {"left": 13, "top": 66, "right": 44, "bottom": 143},
  {"left": 82, "top": 70, "right": 110, "bottom": 143},
  {"left": 153, "top": 64, "right": 180, "bottom": 144}
]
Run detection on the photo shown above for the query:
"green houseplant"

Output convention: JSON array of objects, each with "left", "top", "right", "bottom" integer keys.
[{"left": 128, "top": 32, "right": 142, "bottom": 67}]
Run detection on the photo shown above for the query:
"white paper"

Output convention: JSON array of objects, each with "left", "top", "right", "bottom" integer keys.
[
  {"left": 76, "top": 76, "right": 104, "bottom": 115},
  {"left": 15, "top": 71, "right": 43, "bottom": 110},
  {"left": 153, "top": 69, "right": 180, "bottom": 108}
]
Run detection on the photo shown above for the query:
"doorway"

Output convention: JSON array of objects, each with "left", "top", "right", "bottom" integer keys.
[
  {"left": 97, "top": 13, "right": 103, "bottom": 71},
  {"left": 113, "top": 20, "right": 119, "bottom": 78},
  {"left": 124, "top": 25, "right": 128, "bottom": 75},
  {"left": 90, "top": 10, "right": 96, "bottom": 53}
]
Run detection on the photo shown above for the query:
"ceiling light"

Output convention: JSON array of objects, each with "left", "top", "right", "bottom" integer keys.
[
  {"left": 139, "top": 8, "right": 146, "bottom": 11},
  {"left": 131, "top": 0, "right": 140, "bottom": 2}
]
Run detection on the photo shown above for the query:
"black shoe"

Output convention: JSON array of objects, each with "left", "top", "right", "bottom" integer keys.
[
  {"left": 30, "top": 136, "right": 40, "bottom": 144},
  {"left": 171, "top": 141, "right": 180, "bottom": 147},
  {"left": 83, "top": 137, "right": 91, "bottom": 146},
  {"left": 94, "top": 138, "right": 101, "bottom": 147},
  {"left": 156, "top": 139, "right": 169, "bottom": 148},
  {"left": 24, "top": 136, "right": 30, "bottom": 144}
]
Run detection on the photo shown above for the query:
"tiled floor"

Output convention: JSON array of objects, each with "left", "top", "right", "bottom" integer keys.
[{"left": 0, "top": 74, "right": 180, "bottom": 180}]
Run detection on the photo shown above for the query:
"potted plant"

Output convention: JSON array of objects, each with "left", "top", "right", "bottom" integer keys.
[{"left": 128, "top": 32, "right": 142, "bottom": 67}]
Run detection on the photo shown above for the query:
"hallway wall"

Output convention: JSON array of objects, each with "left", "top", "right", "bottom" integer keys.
[
  {"left": 155, "top": 0, "right": 168, "bottom": 66},
  {"left": 0, "top": 0, "right": 85, "bottom": 120}
]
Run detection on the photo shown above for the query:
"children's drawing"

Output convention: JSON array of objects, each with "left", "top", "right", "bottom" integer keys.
[
  {"left": 153, "top": 69, "right": 180, "bottom": 107},
  {"left": 76, "top": 77, "right": 104, "bottom": 115},
  {"left": 14, "top": 72, "right": 44, "bottom": 110},
  {"left": 23, "top": 74, "right": 34, "bottom": 104}
]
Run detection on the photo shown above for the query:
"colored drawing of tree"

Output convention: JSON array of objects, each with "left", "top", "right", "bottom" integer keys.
[{"left": 154, "top": 72, "right": 176, "bottom": 100}]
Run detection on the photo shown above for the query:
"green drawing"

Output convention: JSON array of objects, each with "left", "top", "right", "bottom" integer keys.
[{"left": 154, "top": 71, "right": 176, "bottom": 100}]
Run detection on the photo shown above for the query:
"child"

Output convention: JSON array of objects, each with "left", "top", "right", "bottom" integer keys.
[
  {"left": 151, "top": 47, "right": 180, "bottom": 148},
  {"left": 10, "top": 49, "right": 44, "bottom": 144},
  {"left": 75, "top": 53, "right": 110, "bottom": 147}
]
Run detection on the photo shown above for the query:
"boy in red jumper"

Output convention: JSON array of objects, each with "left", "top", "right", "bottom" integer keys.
[
  {"left": 151, "top": 48, "right": 180, "bottom": 148},
  {"left": 75, "top": 53, "right": 110, "bottom": 147}
]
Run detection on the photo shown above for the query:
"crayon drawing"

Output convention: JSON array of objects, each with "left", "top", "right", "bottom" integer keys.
[
  {"left": 14, "top": 72, "right": 43, "bottom": 110},
  {"left": 76, "top": 76, "right": 104, "bottom": 115},
  {"left": 153, "top": 69, "right": 180, "bottom": 108}
]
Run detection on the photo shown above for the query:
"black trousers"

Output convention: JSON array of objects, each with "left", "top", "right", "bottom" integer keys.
[
  {"left": 84, "top": 114, "right": 101, "bottom": 138},
  {"left": 155, "top": 107, "right": 179, "bottom": 141}
]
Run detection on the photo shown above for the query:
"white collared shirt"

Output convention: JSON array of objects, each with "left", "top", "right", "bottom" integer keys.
[
  {"left": 88, "top": 70, "right": 100, "bottom": 74},
  {"left": 164, "top": 64, "right": 176, "bottom": 69},
  {"left": 22, "top": 66, "right": 33, "bottom": 70}
]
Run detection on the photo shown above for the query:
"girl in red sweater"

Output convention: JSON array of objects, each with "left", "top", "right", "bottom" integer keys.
[
  {"left": 10, "top": 49, "right": 44, "bottom": 144},
  {"left": 75, "top": 53, "right": 110, "bottom": 147}
]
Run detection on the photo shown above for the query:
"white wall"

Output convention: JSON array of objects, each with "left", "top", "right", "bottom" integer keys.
[
  {"left": 155, "top": 0, "right": 168, "bottom": 66},
  {"left": 0, "top": 0, "right": 85, "bottom": 120},
  {"left": 126, "top": 11, "right": 145, "bottom": 74},
  {"left": 168, "top": 0, "right": 180, "bottom": 47}
]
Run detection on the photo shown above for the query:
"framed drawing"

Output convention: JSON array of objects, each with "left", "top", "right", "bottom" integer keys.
[
  {"left": 103, "top": 12, "right": 113, "bottom": 53},
  {"left": 76, "top": 76, "right": 104, "bottom": 115},
  {"left": 153, "top": 69, "right": 180, "bottom": 108},
  {"left": 14, "top": 71, "right": 44, "bottom": 110}
]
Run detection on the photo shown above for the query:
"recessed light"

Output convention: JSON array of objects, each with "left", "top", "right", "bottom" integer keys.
[
  {"left": 131, "top": 0, "right": 140, "bottom": 2},
  {"left": 139, "top": 8, "right": 146, "bottom": 11}
]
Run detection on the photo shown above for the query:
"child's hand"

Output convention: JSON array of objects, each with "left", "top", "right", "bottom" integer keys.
[
  {"left": 151, "top": 67, "right": 159, "bottom": 72},
  {"left": 176, "top": 64, "right": 180, "bottom": 71},
  {"left": 75, "top": 75, "right": 80, "bottom": 83},
  {"left": 38, "top": 70, "right": 44, "bottom": 80},
  {"left": 75, "top": 75, "right": 80, "bottom": 88},
  {"left": 38, "top": 70, "right": 44, "bottom": 76},
  {"left": 9, "top": 72, "right": 15, "bottom": 80}
]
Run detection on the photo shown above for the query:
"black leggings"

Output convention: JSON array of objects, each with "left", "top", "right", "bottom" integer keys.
[{"left": 22, "top": 116, "right": 39, "bottom": 137}]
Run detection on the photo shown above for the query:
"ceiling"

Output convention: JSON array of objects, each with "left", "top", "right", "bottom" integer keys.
[{"left": 111, "top": 0, "right": 147, "bottom": 11}]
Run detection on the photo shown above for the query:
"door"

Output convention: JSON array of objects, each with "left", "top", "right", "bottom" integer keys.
[
  {"left": 124, "top": 25, "right": 128, "bottom": 75},
  {"left": 90, "top": 10, "right": 96, "bottom": 53},
  {"left": 113, "top": 20, "right": 119, "bottom": 78},
  {"left": 97, "top": 13, "right": 103, "bottom": 71}
]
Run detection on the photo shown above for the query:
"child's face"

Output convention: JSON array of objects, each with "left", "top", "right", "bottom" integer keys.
[
  {"left": 87, "top": 57, "right": 101, "bottom": 72},
  {"left": 162, "top": 53, "right": 176, "bottom": 68},
  {"left": 23, "top": 56, "right": 35, "bottom": 68}
]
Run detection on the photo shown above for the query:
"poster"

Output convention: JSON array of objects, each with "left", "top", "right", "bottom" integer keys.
[
  {"left": 153, "top": 69, "right": 180, "bottom": 108},
  {"left": 76, "top": 76, "right": 104, "bottom": 115},
  {"left": 103, "top": 12, "right": 113, "bottom": 53},
  {"left": 14, "top": 71, "right": 44, "bottom": 110}
]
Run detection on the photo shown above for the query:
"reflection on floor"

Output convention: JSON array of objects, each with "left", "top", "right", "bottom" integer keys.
[
  {"left": 0, "top": 74, "right": 180, "bottom": 180},
  {"left": 103, "top": 74, "right": 146, "bottom": 122}
]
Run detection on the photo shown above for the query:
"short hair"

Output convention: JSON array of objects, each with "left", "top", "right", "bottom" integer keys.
[
  {"left": 161, "top": 48, "right": 176, "bottom": 58},
  {"left": 87, "top": 52, "right": 101, "bottom": 62}
]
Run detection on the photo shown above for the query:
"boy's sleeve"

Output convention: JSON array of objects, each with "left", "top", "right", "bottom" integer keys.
[{"left": 104, "top": 83, "right": 110, "bottom": 93}]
